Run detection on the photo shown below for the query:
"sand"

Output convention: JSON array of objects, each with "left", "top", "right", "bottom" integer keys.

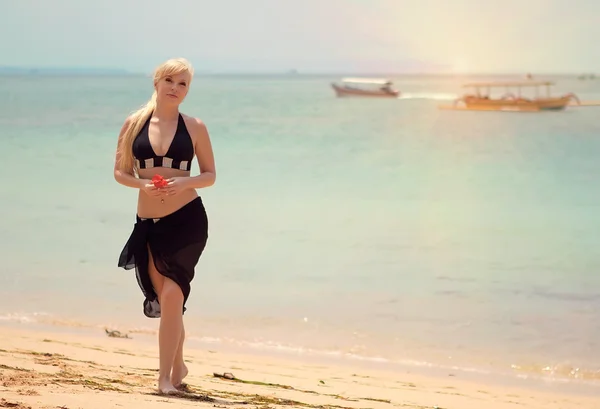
[{"left": 0, "top": 324, "right": 596, "bottom": 409}]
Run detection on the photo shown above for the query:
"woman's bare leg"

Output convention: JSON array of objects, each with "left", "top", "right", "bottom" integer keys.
[
  {"left": 157, "top": 278, "right": 183, "bottom": 393},
  {"left": 171, "top": 325, "right": 188, "bottom": 388},
  {"left": 148, "top": 249, "right": 183, "bottom": 394}
]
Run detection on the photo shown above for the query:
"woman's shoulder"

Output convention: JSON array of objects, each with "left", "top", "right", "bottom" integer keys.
[
  {"left": 181, "top": 113, "right": 209, "bottom": 140},
  {"left": 181, "top": 112, "right": 205, "bottom": 127},
  {"left": 117, "top": 114, "right": 135, "bottom": 136}
]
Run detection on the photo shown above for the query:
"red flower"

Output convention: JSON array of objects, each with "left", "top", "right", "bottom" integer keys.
[{"left": 152, "top": 175, "right": 168, "bottom": 188}]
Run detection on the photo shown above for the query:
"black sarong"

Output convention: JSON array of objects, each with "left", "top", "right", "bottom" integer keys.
[{"left": 118, "top": 197, "right": 209, "bottom": 318}]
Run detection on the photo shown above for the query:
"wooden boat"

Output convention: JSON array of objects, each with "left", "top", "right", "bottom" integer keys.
[
  {"left": 331, "top": 77, "right": 400, "bottom": 98},
  {"left": 440, "top": 81, "right": 580, "bottom": 112}
]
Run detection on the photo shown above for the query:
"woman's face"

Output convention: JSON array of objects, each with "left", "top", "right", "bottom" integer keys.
[{"left": 155, "top": 71, "right": 191, "bottom": 105}]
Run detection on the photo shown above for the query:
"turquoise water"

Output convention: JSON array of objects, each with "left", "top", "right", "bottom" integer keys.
[{"left": 1, "top": 74, "right": 600, "bottom": 392}]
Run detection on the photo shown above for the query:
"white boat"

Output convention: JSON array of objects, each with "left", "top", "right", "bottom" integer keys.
[{"left": 331, "top": 77, "right": 400, "bottom": 98}]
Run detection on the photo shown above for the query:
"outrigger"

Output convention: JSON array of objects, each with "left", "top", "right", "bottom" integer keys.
[
  {"left": 439, "top": 81, "right": 580, "bottom": 112},
  {"left": 331, "top": 77, "right": 400, "bottom": 98}
]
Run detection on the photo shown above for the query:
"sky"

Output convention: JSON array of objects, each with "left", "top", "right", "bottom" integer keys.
[{"left": 1, "top": 0, "right": 599, "bottom": 74}]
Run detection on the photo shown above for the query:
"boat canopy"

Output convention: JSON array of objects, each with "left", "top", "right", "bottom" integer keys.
[
  {"left": 341, "top": 77, "right": 392, "bottom": 85},
  {"left": 462, "top": 81, "right": 555, "bottom": 88}
]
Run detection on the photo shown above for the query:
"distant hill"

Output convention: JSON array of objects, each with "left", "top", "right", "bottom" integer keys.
[{"left": 0, "top": 66, "right": 133, "bottom": 75}]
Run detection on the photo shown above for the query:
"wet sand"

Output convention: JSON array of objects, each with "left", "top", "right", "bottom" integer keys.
[{"left": 0, "top": 324, "right": 597, "bottom": 409}]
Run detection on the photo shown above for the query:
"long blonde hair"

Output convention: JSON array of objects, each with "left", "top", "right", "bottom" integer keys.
[{"left": 117, "top": 58, "right": 194, "bottom": 173}]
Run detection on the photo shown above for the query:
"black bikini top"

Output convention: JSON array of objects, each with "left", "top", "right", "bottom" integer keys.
[{"left": 132, "top": 113, "right": 194, "bottom": 171}]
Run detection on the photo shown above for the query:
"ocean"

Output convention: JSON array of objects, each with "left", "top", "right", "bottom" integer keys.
[{"left": 1, "top": 73, "right": 599, "bottom": 394}]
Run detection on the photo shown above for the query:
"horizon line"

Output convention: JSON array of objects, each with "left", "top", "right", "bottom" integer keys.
[{"left": 0, "top": 66, "right": 596, "bottom": 77}]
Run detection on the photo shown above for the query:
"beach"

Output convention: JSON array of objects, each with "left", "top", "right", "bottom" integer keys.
[
  {"left": 1, "top": 324, "right": 597, "bottom": 409},
  {"left": 3, "top": 0, "right": 600, "bottom": 402},
  {"left": 1, "top": 73, "right": 600, "bottom": 406}
]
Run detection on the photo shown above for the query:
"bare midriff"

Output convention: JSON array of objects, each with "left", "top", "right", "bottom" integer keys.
[{"left": 136, "top": 167, "right": 198, "bottom": 219}]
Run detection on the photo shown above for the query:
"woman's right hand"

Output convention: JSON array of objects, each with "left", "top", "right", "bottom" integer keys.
[{"left": 140, "top": 179, "right": 164, "bottom": 197}]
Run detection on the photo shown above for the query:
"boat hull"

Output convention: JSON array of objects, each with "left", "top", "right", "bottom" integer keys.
[
  {"left": 439, "top": 80, "right": 584, "bottom": 112},
  {"left": 451, "top": 96, "right": 573, "bottom": 112},
  {"left": 331, "top": 83, "right": 399, "bottom": 98}
]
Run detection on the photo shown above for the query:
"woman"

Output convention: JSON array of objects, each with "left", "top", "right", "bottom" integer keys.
[{"left": 114, "top": 57, "right": 216, "bottom": 395}]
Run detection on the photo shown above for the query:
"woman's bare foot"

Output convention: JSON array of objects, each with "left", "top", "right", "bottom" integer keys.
[
  {"left": 158, "top": 377, "right": 179, "bottom": 395},
  {"left": 171, "top": 363, "right": 188, "bottom": 389}
]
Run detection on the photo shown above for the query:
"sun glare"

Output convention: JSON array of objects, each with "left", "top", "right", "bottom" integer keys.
[{"left": 452, "top": 58, "right": 470, "bottom": 74}]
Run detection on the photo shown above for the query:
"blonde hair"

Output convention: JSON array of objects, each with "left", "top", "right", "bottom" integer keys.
[{"left": 117, "top": 58, "right": 194, "bottom": 173}]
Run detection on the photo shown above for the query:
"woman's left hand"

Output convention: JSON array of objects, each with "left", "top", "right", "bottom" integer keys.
[{"left": 164, "top": 177, "right": 191, "bottom": 196}]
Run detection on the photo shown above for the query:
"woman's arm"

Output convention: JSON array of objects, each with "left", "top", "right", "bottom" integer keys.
[
  {"left": 113, "top": 117, "right": 147, "bottom": 189},
  {"left": 184, "top": 117, "right": 216, "bottom": 189}
]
